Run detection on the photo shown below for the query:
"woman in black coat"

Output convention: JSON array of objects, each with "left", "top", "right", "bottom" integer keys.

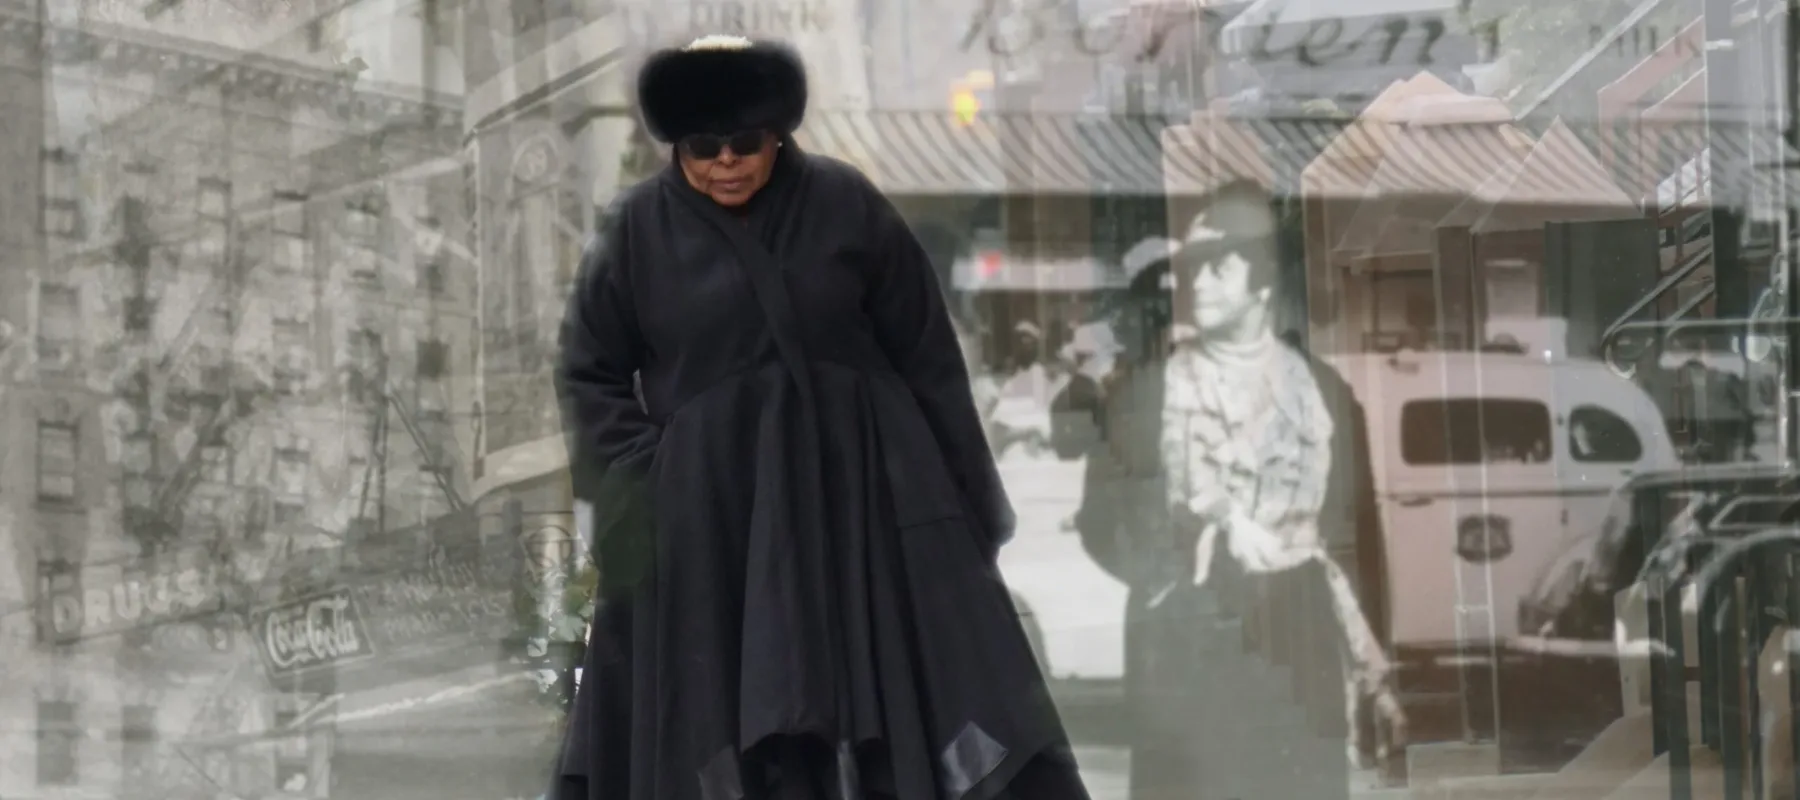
[{"left": 552, "top": 36, "right": 1089, "bottom": 800}]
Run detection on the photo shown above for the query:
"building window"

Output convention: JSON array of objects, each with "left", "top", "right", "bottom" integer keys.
[
  {"left": 272, "top": 706, "right": 313, "bottom": 793},
  {"left": 121, "top": 432, "right": 155, "bottom": 510},
  {"left": 197, "top": 178, "right": 230, "bottom": 218},
  {"left": 200, "top": 442, "right": 232, "bottom": 485},
  {"left": 272, "top": 499, "right": 306, "bottom": 527},
  {"left": 345, "top": 515, "right": 377, "bottom": 540},
  {"left": 348, "top": 327, "right": 382, "bottom": 370},
  {"left": 274, "top": 209, "right": 307, "bottom": 240},
  {"left": 45, "top": 198, "right": 83, "bottom": 239},
  {"left": 124, "top": 476, "right": 155, "bottom": 511},
  {"left": 416, "top": 339, "right": 448, "bottom": 380},
  {"left": 165, "top": 392, "right": 194, "bottom": 423},
  {"left": 418, "top": 258, "right": 446, "bottom": 294},
  {"left": 37, "top": 421, "right": 78, "bottom": 503},
  {"left": 37, "top": 700, "right": 78, "bottom": 785},
  {"left": 37, "top": 282, "right": 78, "bottom": 363},
  {"left": 194, "top": 220, "right": 228, "bottom": 261},
  {"left": 274, "top": 367, "right": 306, "bottom": 397},
  {"left": 122, "top": 160, "right": 157, "bottom": 199},
  {"left": 43, "top": 148, "right": 82, "bottom": 240},
  {"left": 124, "top": 297, "right": 154, "bottom": 334},
  {"left": 272, "top": 434, "right": 311, "bottom": 496},
  {"left": 272, "top": 232, "right": 308, "bottom": 274},
  {"left": 121, "top": 704, "right": 157, "bottom": 778},
  {"left": 345, "top": 201, "right": 380, "bottom": 239},
  {"left": 272, "top": 308, "right": 311, "bottom": 334},
  {"left": 348, "top": 245, "right": 381, "bottom": 286},
  {"left": 346, "top": 368, "right": 382, "bottom": 407}
]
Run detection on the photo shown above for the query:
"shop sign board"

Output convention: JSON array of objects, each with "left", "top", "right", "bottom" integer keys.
[
  {"left": 249, "top": 510, "right": 521, "bottom": 688},
  {"left": 255, "top": 590, "right": 376, "bottom": 677},
  {"left": 38, "top": 549, "right": 225, "bottom": 644}
]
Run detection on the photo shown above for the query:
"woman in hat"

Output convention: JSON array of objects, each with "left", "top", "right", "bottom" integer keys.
[
  {"left": 1054, "top": 183, "right": 1400, "bottom": 799},
  {"left": 552, "top": 36, "right": 1089, "bottom": 800}
]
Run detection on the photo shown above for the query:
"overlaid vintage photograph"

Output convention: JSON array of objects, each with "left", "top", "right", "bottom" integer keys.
[{"left": 4, "top": 0, "right": 1800, "bottom": 799}]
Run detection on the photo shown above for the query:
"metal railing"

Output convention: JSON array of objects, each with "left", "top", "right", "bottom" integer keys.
[{"left": 1644, "top": 523, "right": 1800, "bottom": 799}]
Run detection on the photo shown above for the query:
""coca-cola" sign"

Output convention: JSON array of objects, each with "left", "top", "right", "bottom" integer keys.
[{"left": 255, "top": 591, "right": 374, "bottom": 676}]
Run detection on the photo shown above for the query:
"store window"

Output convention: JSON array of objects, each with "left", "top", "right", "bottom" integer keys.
[
  {"left": 1401, "top": 398, "right": 1554, "bottom": 465},
  {"left": 36, "top": 700, "right": 77, "bottom": 785}
]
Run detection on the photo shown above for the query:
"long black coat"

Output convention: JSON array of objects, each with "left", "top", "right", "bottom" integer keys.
[
  {"left": 553, "top": 147, "right": 1084, "bottom": 800},
  {"left": 1052, "top": 336, "right": 1389, "bottom": 800}
]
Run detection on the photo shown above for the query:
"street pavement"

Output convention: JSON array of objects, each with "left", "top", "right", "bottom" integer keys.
[
  {"left": 1074, "top": 745, "right": 1132, "bottom": 800},
  {"left": 194, "top": 452, "right": 1433, "bottom": 800},
  {"left": 1006, "top": 455, "right": 1417, "bottom": 800}
]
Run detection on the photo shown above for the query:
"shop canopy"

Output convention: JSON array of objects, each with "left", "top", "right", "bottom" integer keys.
[
  {"left": 794, "top": 109, "right": 1177, "bottom": 196},
  {"left": 799, "top": 88, "right": 1794, "bottom": 207}
]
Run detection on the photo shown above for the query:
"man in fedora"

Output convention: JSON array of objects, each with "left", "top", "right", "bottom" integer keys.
[{"left": 1052, "top": 179, "right": 1398, "bottom": 799}]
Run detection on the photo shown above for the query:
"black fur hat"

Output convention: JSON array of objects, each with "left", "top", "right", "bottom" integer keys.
[{"left": 636, "top": 36, "right": 808, "bottom": 143}]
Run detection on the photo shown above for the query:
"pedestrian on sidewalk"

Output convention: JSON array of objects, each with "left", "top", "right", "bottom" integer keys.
[
  {"left": 550, "top": 35, "right": 1091, "bottom": 800},
  {"left": 1054, "top": 180, "right": 1401, "bottom": 800}
]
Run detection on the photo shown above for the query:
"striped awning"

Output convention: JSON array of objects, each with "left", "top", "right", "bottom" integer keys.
[
  {"left": 794, "top": 110, "right": 1188, "bottom": 196},
  {"left": 793, "top": 103, "right": 1799, "bottom": 209}
]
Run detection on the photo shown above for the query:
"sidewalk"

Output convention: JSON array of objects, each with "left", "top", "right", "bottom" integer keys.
[{"left": 1073, "top": 745, "right": 1592, "bottom": 800}]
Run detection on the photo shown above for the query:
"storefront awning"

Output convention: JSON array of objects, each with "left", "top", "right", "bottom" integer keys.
[{"left": 795, "top": 110, "right": 1183, "bottom": 196}]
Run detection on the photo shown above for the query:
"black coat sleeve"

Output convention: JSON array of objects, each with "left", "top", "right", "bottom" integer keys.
[
  {"left": 864, "top": 193, "right": 1016, "bottom": 556},
  {"left": 1310, "top": 359, "right": 1391, "bottom": 649},
  {"left": 556, "top": 211, "right": 661, "bottom": 583}
]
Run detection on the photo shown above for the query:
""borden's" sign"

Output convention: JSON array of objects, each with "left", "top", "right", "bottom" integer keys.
[{"left": 255, "top": 591, "right": 374, "bottom": 676}]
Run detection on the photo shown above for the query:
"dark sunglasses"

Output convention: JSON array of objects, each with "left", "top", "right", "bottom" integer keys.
[{"left": 679, "top": 130, "right": 769, "bottom": 160}]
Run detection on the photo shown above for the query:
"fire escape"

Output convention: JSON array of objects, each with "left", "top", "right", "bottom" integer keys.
[
  {"left": 116, "top": 180, "right": 261, "bottom": 553},
  {"left": 1550, "top": 0, "right": 1799, "bottom": 459}
]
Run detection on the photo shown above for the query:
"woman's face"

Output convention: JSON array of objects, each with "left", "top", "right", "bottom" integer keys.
[{"left": 677, "top": 130, "right": 778, "bottom": 207}]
